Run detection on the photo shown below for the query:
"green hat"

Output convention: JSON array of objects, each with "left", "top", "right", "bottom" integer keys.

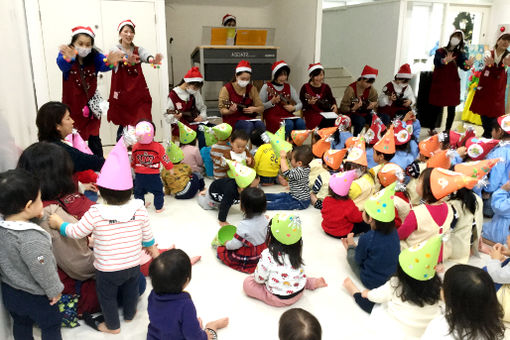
[
  {"left": 270, "top": 213, "right": 302, "bottom": 245},
  {"left": 399, "top": 235, "right": 442, "bottom": 281},
  {"left": 178, "top": 121, "right": 197, "bottom": 144},
  {"left": 266, "top": 131, "right": 293, "bottom": 157},
  {"left": 224, "top": 158, "right": 256, "bottom": 188},
  {"left": 217, "top": 225, "right": 237, "bottom": 245},
  {"left": 363, "top": 181, "right": 396, "bottom": 222},
  {"left": 166, "top": 141, "right": 184, "bottom": 163},
  {"left": 212, "top": 123, "right": 232, "bottom": 141},
  {"left": 201, "top": 125, "right": 218, "bottom": 147},
  {"left": 275, "top": 122, "right": 286, "bottom": 141}
]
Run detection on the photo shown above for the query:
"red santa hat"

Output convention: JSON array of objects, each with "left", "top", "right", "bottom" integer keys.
[
  {"left": 308, "top": 63, "right": 324, "bottom": 76},
  {"left": 396, "top": 63, "right": 412, "bottom": 79},
  {"left": 497, "top": 26, "right": 510, "bottom": 42},
  {"left": 361, "top": 65, "right": 378, "bottom": 79},
  {"left": 118, "top": 19, "right": 135, "bottom": 33},
  {"left": 236, "top": 60, "right": 252, "bottom": 74},
  {"left": 271, "top": 60, "right": 288, "bottom": 78},
  {"left": 222, "top": 14, "right": 236, "bottom": 26},
  {"left": 71, "top": 26, "right": 95, "bottom": 38},
  {"left": 465, "top": 137, "right": 500, "bottom": 161},
  {"left": 183, "top": 67, "right": 204, "bottom": 83}
]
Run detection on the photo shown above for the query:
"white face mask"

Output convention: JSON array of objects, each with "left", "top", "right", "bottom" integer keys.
[
  {"left": 77, "top": 47, "right": 92, "bottom": 58},
  {"left": 186, "top": 88, "right": 197, "bottom": 95},
  {"left": 237, "top": 79, "right": 249, "bottom": 88},
  {"left": 450, "top": 37, "right": 461, "bottom": 47}
]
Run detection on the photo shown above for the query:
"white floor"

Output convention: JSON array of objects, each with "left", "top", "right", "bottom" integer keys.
[{"left": 44, "top": 179, "right": 497, "bottom": 340}]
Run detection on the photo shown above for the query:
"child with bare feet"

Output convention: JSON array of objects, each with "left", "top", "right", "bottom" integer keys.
[{"left": 148, "top": 249, "right": 229, "bottom": 339}]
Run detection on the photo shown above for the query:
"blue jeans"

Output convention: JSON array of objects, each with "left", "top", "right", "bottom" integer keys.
[
  {"left": 234, "top": 120, "right": 266, "bottom": 135},
  {"left": 266, "top": 192, "right": 310, "bottom": 210},
  {"left": 284, "top": 118, "right": 306, "bottom": 140},
  {"left": 134, "top": 173, "right": 165, "bottom": 210}
]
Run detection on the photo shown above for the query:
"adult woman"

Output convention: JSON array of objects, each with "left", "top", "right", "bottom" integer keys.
[
  {"left": 107, "top": 19, "right": 164, "bottom": 140},
  {"left": 470, "top": 33, "right": 510, "bottom": 137},
  {"left": 36, "top": 101, "right": 104, "bottom": 174},
  {"left": 428, "top": 30, "right": 474, "bottom": 133},
  {"left": 218, "top": 60, "right": 265, "bottom": 134},
  {"left": 340, "top": 65, "right": 379, "bottom": 136},
  {"left": 57, "top": 26, "right": 123, "bottom": 157},
  {"left": 17, "top": 143, "right": 147, "bottom": 322},
  {"left": 300, "top": 63, "right": 338, "bottom": 130},
  {"left": 164, "top": 66, "right": 211, "bottom": 148},
  {"left": 260, "top": 60, "right": 305, "bottom": 138}
]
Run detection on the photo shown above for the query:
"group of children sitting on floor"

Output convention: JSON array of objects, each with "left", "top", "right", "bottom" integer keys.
[{"left": 3, "top": 106, "right": 510, "bottom": 339}]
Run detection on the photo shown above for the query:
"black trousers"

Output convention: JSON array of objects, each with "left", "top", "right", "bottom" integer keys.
[{"left": 481, "top": 115, "right": 496, "bottom": 138}]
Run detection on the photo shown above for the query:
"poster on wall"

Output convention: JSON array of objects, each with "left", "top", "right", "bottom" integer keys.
[{"left": 461, "top": 44, "right": 489, "bottom": 125}]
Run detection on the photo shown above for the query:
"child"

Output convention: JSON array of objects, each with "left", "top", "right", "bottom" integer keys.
[
  {"left": 147, "top": 249, "right": 229, "bottom": 339},
  {"left": 132, "top": 120, "right": 173, "bottom": 213},
  {"left": 181, "top": 135, "right": 204, "bottom": 175},
  {"left": 266, "top": 145, "right": 313, "bottom": 210},
  {"left": 483, "top": 116, "right": 510, "bottom": 218},
  {"left": 229, "top": 129, "right": 254, "bottom": 167},
  {"left": 321, "top": 170, "right": 364, "bottom": 238},
  {"left": 342, "top": 183, "right": 400, "bottom": 294},
  {"left": 210, "top": 123, "right": 233, "bottom": 179},
  {"left": 331, "top": 114, "right": 353, "bottom": 149},
  {"left": 377, "top": 163, "right": 410, "bottom": 228},
  {"left": 483, "top": 173, "right": 510, "bottom": 246},
  {"left": 252, "top": 128, "right": 285, "bottom": 186},
  {"left": 217, "top": 187, "right": 269, "bottom": 273},
  {"left": 364, "top": 114, "right": 387, "bottom": 169},
  {"left": 345, "top": 138, "right": 375, "bottom": 210},
  {"left": 344, "top": 236, "right": 442, "bottom": 339},
  {"left": 399, "top": 168, "right": 477, "bottom": 252},
  {"left": 310, "top": 148, "right": 346, "bottom": 209},
  {"left": 243, "top": 213, "right": 327, "bottom": 307},
  {"left": 198, "top": 159, "right": 260, "bottom": 226},
  {"left": 390, "top": 118, "right": 419, "bottom": 171},
  {"left": 279, "top": 308, "right": 322, "bottom": 340},
  {"left": 487, "top": 236, "right": 510, "bottom": 325},
  {"left": 49, "top": 139, "right": 159, "bottom": 334},
  {"left": 369, "top": 126, "right": 396, "bottom": 190},
  {"left": 161, "top": 141, "right": 205, "bottom": 199},
  {"left": 0, "top": 169, "right": 64, "bottom": 340},
  {"left": 423, "top": 264, "right": 505, "bottom": 340}
]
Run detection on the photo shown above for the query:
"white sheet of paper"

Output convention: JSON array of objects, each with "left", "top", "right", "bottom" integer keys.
[
  {"left": 246, "top": 119, "right": 262, "bottom": 122},
  {"left": 320, "top": 111, "right": 338, "bottom": 119},
  {"left": 283, "top": 116, "right": 300, "bottom": 120}
]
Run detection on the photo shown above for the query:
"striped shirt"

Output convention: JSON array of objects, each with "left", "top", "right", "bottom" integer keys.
[
  {"left": 60, "top": 201, "right": 155, "bottom": 272},
  {"left": 283, "top": 166, "right": 311, "bottom": 201},
  {"left": 210, "top": 140, "right": 231, "bottom": 179}
]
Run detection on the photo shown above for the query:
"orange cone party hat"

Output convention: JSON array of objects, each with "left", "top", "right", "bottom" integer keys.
[
  {"left": 430, "top": 168, "right": 479, "bottom": 200},
  {"left": 345, "top": 138, "right": 367, "bottom": 166},
  {"left": 312, "top": 138, "right": 331, "bottom": 158},
  {"left": 291, "top": 130, "right": 312, "bottom": 146},
  {"left": 453, "top": 159, "right": 501, "bottom": 180},
  {"left": 323, "top": 149, "right": 347, "bottom": 170},
  {"left": 374, "top": 126, "right": 396, "bottom": 154},
  {"left": 317, "top": 126, "right": 338, "bottom": 139},
  {"left": 427, "top": 149, "right": 455, "bottom": 169},
  {"left": 377, "top": 162, "right": 404, "bottom": 188},
  {"left": 419, "top": 135, "right": 441, "bottom": 157}
]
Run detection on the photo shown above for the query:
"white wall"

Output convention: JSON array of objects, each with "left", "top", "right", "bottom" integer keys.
[
  {"left": 321, "top": 1, "right": 402, "bottom": 88},
  {"left": 489, "top": 0, "right": 510, "bottom": 44},
  {"left": 165, "top": 0, "right": 319, "bottom": 90},
  {"left": 0, "top": 0, "right": 38, "bottom": 173}
]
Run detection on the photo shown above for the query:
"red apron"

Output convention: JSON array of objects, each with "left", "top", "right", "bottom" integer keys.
[
  {"left": 216, "top": 233, "right": 267, "bottom": 274},
  {"left": 107, "top": 46, "right": 152, "bottom": 127},
  {"left": 264, "top": 82, "right": 293, "bottom": 133},
  {"left": 429, "top": 48, "right": 462, "bottom": 107},
  {"left": 62, "top": 63, "right": 101, "bottom": 140},
  {"left": 222, "top": 82, "right": 254, "bottom": 127},
  {"left": 378, "top": 81, "right": 409, "bottom": 119},
  {"left": 349, "top": 82, "right": 371, "bottom": 118},
  {"left": 470, "top": 50, "right": 509, "bottom": 118},
  {"left": 168, "top": 89, "right": 197, "bottom": 136},
  {"left": 303, "top": 83, "right": 328, "bottom": 129}
]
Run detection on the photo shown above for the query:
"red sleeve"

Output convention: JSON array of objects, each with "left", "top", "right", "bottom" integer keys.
[
  {"left": 398, "top": 209, "right": 417, "bottom": 240},
  {"left": 347, "top": 200, "right": 363, "bottom": 223},
  {"left": 158, "top": 143, "right": 174, "bottom": 170}
]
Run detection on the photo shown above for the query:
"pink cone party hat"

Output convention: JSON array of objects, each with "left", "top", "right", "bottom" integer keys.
[
  {"left": 96, "top": 138, "right": 133, "bottom": 190},
  {"left": 329, "top": 170, "right": 357, "bottom": 196}
]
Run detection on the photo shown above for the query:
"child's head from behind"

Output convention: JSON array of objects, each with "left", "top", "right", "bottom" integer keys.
[
  {"left": 250, "top": 128, "right": 266, "bottom": 147},
  {"left": 362, "top": 211, "right": 395, "bottom": 235},
  {"left": 279, "top": 308, "right": 322, "bottom": 340},
  {"left": 416, "top": 167, "right": 438, "bottom": 204},
  {"left": 291, "top": 145, "right": 313, "bottom": 168},
  {"left": 240, "top": 187, "right": 266, "bottom": 219},
  {"left": 231, "top": 129, "right": 250, "bottom": 154},
  {"left": 343, "top": 161, "right": 367, "bottom": 176},
  {"left": 0, "top": 169, "right": 43, "bottom": 220},
  {"left": 373, "top": 149, "right": 394, "bottom": 164},
  {"left": 98, "top": 186, "right": 132, "bottom": 206},
  {"left": 443, "top": 264, "right": 505, "bottom": 340},
  {"left": 149, "top": 249, "right": 191, "bottom": 295},
  {"left": 135, "top": 119, "right": 156, "bottom": 145},
  {"left": 394, "top": 264, "right": 441, "bottom": 307},
  {"left": 267, "top": 214, "right": 303, "bottom": 269},
  {"left": 492, "top": 119, "right": 510, "bottom": 140}
]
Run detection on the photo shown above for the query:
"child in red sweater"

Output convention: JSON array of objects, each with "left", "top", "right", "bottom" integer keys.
[
  {"left": 321, "top": 170, "right": 364, "bottom": 238},
  {"left": 132, "top": 120, "right": 173, "bottom": 213}
]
